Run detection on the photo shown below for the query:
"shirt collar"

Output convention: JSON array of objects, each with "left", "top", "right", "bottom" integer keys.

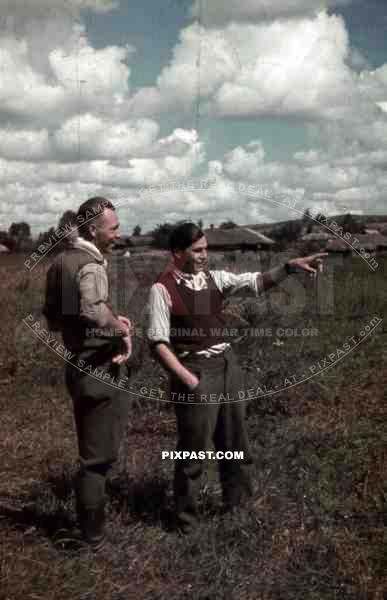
[
  {"left": 71, "top": 236, "right": 107, "bottom": 266},
  {"left": 171, "top": 266, "right": 209, "bottom": 290}
]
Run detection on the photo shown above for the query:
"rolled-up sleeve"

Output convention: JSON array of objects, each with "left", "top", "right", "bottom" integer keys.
[
  {"left": 77, "top": 263, "right": 112, "bottom": 327},
  {"left": 211, "top": 269, "right": 263, "bottom": 297},
  {"left": 147, "top": 283, "right": 171, "bottom": 344}
]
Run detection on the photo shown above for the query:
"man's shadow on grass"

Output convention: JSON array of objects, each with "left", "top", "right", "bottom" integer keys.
[
  {"left": 105, "top": 472, "right": 177, "bottom": 531},
  {"left": 0, "top": 469, "right": 176, "bottom": 546}
]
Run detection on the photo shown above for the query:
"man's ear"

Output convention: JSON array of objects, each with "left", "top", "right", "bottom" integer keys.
[
  {"left": 173, "top": 249, "right": 190, "bottom": 271},
  {"left": 88, "top": 223, "right": 97, "bottom": 239}
]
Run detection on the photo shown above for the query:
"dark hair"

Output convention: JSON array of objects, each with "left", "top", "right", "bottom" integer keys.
[
  {"left": 58, "top": 210, "right": 78, "bottom": 228},
  {"left": 77, "top": 197, "right": 115, "bottom": 237},
  {"left": 169, "top": 221, "right": 204, "bottom": 252}
]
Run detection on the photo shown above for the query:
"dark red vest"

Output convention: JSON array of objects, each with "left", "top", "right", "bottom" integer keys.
[{"left": 158, "top": 270, "right": 226, "bottom": 353}]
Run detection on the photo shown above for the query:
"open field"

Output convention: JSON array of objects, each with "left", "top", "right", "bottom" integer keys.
[{"left": 0, "top": 251, "right": 386, "bottom": 600}]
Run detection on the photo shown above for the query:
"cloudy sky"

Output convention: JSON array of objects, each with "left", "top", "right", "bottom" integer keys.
[{"left": 1, "top": 0, "right": 387, "bottom": 235}]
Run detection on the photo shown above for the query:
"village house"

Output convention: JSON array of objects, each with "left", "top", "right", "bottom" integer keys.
[
  {"left": 204, "top": 226, "right": 275, "bottom": 254},
  {"left": 325, "top": 234, "right": 387, "bottom": 254}
]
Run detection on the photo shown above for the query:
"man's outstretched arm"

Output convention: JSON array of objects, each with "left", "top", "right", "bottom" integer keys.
[{"left": 260, "top": 253, "right": 328, "bottom": 292}]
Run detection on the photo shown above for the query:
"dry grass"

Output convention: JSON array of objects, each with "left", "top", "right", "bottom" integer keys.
[{"left": 0, "top": 251, "right": 386, "bottom": 600}]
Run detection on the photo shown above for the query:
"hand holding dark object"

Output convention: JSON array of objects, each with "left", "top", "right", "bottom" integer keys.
[{"left": 285, "top": 253, "right": 328, "bottom": 275}]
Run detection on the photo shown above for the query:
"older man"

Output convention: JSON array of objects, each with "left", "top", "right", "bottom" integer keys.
[
  {"left": 44, "top": 197, "right": 131, "bottom": 546},
  {"left": 147, "top": 221, "right": 326, "bottom": 532}
]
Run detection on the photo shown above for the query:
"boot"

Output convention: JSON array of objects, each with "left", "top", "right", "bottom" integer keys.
[
  {"left": 78, "top": 501, "right": 106, "bottom": 547},
  {"left": 221, "top": 465, "right": 254, "bottom": 512},
  {"left": 176, "top": 509, "right": 200, "bottom": 535}
]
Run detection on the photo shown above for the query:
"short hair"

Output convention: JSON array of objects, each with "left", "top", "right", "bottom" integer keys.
[
  {"left": 58, "top": 210, "right": 78, "bottom": 229},
  {"left": 169, "top": 221, "right": 204, "bottom": 252},
  {"left": 77, "top": 197, "right": 115, "bottom": 237}
]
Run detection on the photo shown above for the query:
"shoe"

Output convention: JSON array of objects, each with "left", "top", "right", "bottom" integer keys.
[
  {"left": 176, "top": 510, "right": 199, "bottom": 535},
  {"left": 78, "top": 502, "right": 106, "bottom": 548}
]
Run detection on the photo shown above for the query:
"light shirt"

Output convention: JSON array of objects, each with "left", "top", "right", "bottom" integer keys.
[
  {"left": 71, "top": 237, "right": 112, "bottom": 327},
  {"left": 147, "top": 267, "right": 263, "bottom": 357}
]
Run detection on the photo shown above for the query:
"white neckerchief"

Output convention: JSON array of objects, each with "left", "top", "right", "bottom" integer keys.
[
  {"left": 172, "top": 267, "right": 209, "bottom": 291},
  {"left": 71, "top": 236, "right": 107, "bottom": 267}
]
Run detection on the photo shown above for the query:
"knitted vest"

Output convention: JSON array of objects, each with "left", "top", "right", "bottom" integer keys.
[
  {"left": 158, "top": 270, "right": 226, "bottom": 354},
  {"left": 44, "top": 247, "right": 116, "bottom": 353}
]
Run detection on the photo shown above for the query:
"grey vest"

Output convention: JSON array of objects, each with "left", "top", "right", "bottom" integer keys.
[{"left": 44, "top": 247, "right": 118, "bottom": 355}]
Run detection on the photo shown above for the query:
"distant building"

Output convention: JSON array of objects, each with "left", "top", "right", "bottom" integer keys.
[
  {"left": 364, "top": 228, "right": 384, "bottom": 236},
  {"left": 301, "top": 231, "right": 333, "bottom": 241},
  {"left": 113, "top": 234, "right": 154, "bottom": 253},
  {"left": 364, "top": 222, "right": 387, "bottom": 234},
  {"left": 204, "top": 226, "right": 275, "bottom": 252},
  {"left": 325, "top": 234, "right": 387, "bottom": 254},
  {"left": 128, "top": 234, "right": 155, "bottom": 247}
]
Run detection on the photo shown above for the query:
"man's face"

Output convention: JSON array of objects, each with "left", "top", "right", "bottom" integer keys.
[
  {"left": 92, "top": 208, "right": 120, "bottom": 253},
  {"left": 173, "top": 235, "right": 208, "bottom": 274}
]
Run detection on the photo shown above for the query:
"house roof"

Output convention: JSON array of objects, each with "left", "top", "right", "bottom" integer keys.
[
  {"left": 352, "top": 234, "right": 387, "bottom": 249},
  {"left": 301, "top": 232, "right": 332, "bottom": 241},
  {"left": 128, "top": 234, "right": 154, "bottom": 246},
  {"left": 204, "top": 226, "right": 275, "bottom": 247},
  {"left": 366, "top": 222, "right": 387, "bottom": 232},
  {"left": 325, "top": 234, "right": 387, "bottom": 252}
]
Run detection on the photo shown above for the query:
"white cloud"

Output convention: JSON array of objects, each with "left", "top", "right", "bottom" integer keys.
[
  {"left": 294, "top": 150, "right": 322, "bottom": 164},
  {"left": 0, "top": 123, "right": 205, "bottom": 232},
  {"left": 0, "top": 37, "right": 64, "bottom": 119},
  {"left": 346, "top": 47, "right": 371, "bottom": 72},
  {"left": 53, "top": 115, "right": 160, "bottom": 160},
  {"left": 0, "top": 22, "right": 133, "bottom": 125},
  {"left": 200, "top": 130, "right": 387, "bottom": 222},
  {"left": 190, "top": 0, "right": 351, "bottom": 26},
  {"left": 0, "top": 0, "right": 118, "bottom": 19},
  {"left": 0, "top": 0, "right": 385, "bottom": 232},
  {"left": 223, "top": 141, "right": 265, "bottom": 179},
  {"left": 132, "top": 13, "right": 356, "bottom": 119},
  {"left": 50, "top": 40, "right": 132, "bottom": 100},
  {"left": 0, "top": 128, "right": 49, "bottom": 161},
  {"left": 358, "top": 63, "right": 387, "bottom": 111}
]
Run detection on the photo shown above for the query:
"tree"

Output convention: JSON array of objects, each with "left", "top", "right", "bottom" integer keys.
[
  {"left": 0, "top": 230, "right": 15, "bottom": 251},
  {"left": 198, "top": 218, "right": 203, "bottom": 230},
  {"left": 58, "top": 210, "right": 77, "bottom": 229},
  {"left": 220, "top": 220, "right": 237, "bottom": 229},
  {"left": 57, "top": 210, "right": 78, "bottom": 247},
  {"left": 151, "top": 223, "right": 175, "bottom": 249},
  {"left": 36, "top": 227, "right": 56, "bottom": 250},
  {"left": 9, "top": 221, "right": 30, "bottom": 239},
  {"left": 315, "top": 212, "right": 327, "bottom": 223},
  {"left": 271, "top": 220, "right": 303, "bottom": 245},
  {"left": 342, "top": 212, "right": 362, "bottom": 233},
  {"left": 132, "top": 224, "right": 142, "bottom": 236},
  {"left": 9, "top": 221, "right": 32, "bottom": 251},
  {"left": 303, "top": 208, "right": 314, "bottom": 234}
]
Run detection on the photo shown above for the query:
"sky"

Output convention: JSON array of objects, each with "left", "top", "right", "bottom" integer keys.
[{"left": 0, "top": 0, "right": 387, "bottom": 235}]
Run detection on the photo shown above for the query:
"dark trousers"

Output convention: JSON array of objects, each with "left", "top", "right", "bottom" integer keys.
[
  {"left": 65, "top": 357, "right": 128, "bottom": 511},
  {"left": 170, "top": 347, "right": 254, "bottom": 523}
]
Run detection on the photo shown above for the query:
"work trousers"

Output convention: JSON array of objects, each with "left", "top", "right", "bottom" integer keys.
[
  {"left": 65, "top": 354, "right": 129, "bottom": 512},
  {"left": 170, "top": 346, "right": 254, "bottom": 525}
]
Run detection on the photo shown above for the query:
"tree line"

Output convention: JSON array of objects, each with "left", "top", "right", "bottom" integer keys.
[{"left": 0, "top": 209, "right": 366, "bottom": 253}]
